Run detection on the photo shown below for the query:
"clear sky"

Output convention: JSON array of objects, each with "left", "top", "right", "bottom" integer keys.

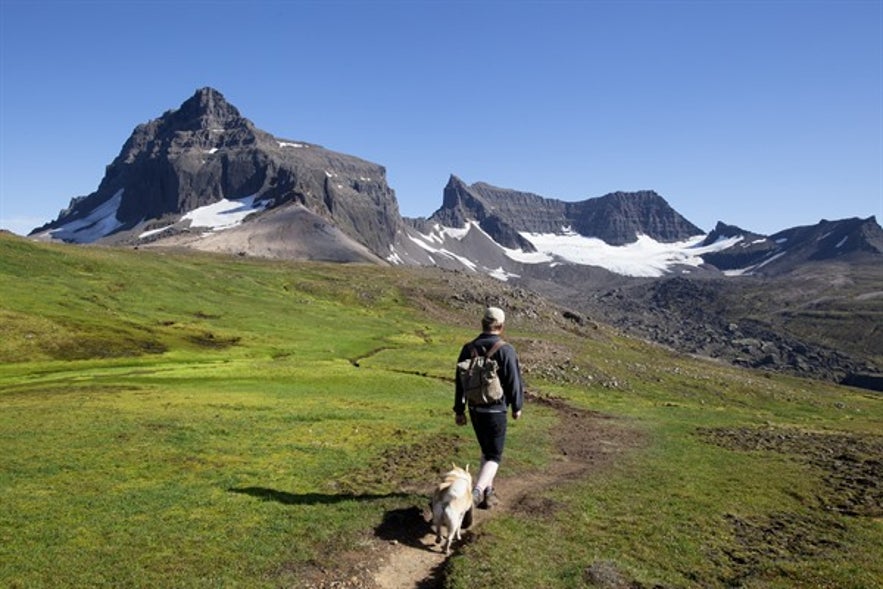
[{"left": 1, "top": 0, "right": 881, "bottom": 237}]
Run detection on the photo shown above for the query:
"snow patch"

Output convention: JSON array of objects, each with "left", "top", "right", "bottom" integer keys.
[
  {"left": 139, "top": 225, "right": 174, "bottom": 239},
  {"left": 835, "top": 236, "right": 848, "bottom": 248},
  {"left": 386, "top": 245, "right": 403, "bottom": 265},
  {"left": 181, "top": 195, "right": 268, "bottom": 232},
  {"left": 412, "top": 222, "right": 471, "bottom": 246},
  {"left": 39, "top": 189, "right": 125, "bottom": 243},
  {"left": 723, "top": 251, "right": 788, "bottom": 276},
  {"left": 406, "top": 231, "right": 477, "bottom": 271},
  {"left": 488, "top": 267, "right": 521, "bottom": 282},
  {"left": 279, "top": 141, "right": 307, "bottom": 148},
  {"left": 137, "top": 195, "right": 268, "bottom": 239}
]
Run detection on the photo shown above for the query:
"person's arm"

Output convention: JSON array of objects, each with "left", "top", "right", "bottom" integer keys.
[
  {"left": 500, "top": 345, "right": 524, "bottom": 416},
  {"left": 453, "top": 344, "right": 470, "bottom": 422}
]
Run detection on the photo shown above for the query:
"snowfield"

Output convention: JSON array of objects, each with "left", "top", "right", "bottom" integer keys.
[
  {"left": 506, "top": 230, "right": 743, "bottom": 277},
  {"left": 399, "top": 221, "right": 743, "bottom": 279}
]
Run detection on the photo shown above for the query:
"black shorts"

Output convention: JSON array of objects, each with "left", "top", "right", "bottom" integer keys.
[{"left": 469, "top": 409, "right": 508, "bottom": 463}]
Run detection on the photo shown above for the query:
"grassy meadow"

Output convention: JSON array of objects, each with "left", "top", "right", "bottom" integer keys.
[{"left": 1, "top": 232, "right": 880, "bottom": 588}]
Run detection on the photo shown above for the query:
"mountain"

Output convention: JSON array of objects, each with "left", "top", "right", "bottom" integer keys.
[
  {"left": 396, "top": 175, "right": 725, "bottom": 279},
  {"left": 428, "top": 175, "right": 704, "bottom": 245},
  {"left": 31, "top": 87, "right": 882, "bottom": 281},
  {"left": 406, "top": 174, "right": 704, "bottom": 254},
  {"left": 26, "top": 88, "right": 883, "bottom": 389},
  {"left": 31, "top": 87, "right": 402, "bottom": 260},
  {"left": 701, "top": 216, "right": 883, "bottom": 275}
]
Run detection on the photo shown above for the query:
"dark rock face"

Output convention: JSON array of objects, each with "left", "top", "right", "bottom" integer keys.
[
  {"left": 700, "top": 221, "right": 778, "bottom": 270},
  {"left": 702, "top": 217, "right": 883, "bottom": 274},
  {"left": 32, "top": 87, "right": 403, "bottom": 256},
  {"left": 427, "top": 176, "right": 703, "bottom": 248},
  {"left": 561, "top": 190, "right": 704, "bottom": 245},
  {"left": 427, "top": 176, "right": 537, "bottom": 251}
]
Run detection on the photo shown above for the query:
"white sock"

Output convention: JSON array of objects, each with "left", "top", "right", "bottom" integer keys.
[{"left": 475, "top": 459, "right": 499, "bottom": 492}]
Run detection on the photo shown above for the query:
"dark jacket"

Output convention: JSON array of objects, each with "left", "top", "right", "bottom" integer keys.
[{"left": 454, "top": 333, "right": 524, "bottom": 415}]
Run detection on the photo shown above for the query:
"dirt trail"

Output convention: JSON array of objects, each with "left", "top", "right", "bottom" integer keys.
[
  {"left": 368, "top": 398, "right": 641, "bottom": 589},
  {"left": 300, "top": 393, "right": 882, "bottom": 589},
  {"left": 371, "top": 461, "right": 587, "bottom": 589}
]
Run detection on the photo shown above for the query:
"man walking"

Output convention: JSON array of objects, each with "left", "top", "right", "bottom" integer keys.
[{"left": 454, "top": 306, "right": 524, "bottom": 509}]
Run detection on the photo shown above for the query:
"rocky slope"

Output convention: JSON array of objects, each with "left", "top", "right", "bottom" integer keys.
[{"left": 566, "top": 269, "right": 883, "bottom": 387}]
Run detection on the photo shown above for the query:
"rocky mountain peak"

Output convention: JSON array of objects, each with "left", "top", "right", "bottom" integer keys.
[
  {"left": 31, "top": 88, "right": 402, "bottom": 256},
  {"left": 432, "top": 175, "right": 488, "bottom": 227},
  {"left": 582, "top": 191, "right": 703, "bottom": 245},
  {"left": 701, "top": 221, "right": 764, "bottom": 246},
  {"left": 427, "top": 176, "right": 536, "bottom": 251},
  {"left": 168, "top": 87, "right": 246, "bottom": 132}
]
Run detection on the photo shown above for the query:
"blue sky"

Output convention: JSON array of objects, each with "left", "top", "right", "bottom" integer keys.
[{"left": 1, "top": 0, "right": 881, "bottom": 237}]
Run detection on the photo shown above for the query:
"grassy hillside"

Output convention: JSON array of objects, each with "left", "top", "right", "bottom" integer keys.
[{"left": 1, "top": 233, "right": 880, "bottom": 588}]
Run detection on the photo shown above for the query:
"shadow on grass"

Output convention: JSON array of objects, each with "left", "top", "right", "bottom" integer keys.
[
  {"left": 228, "top": 486, "right": 413, "bottom": 505},
  {"left": 231, "top": 487, "right": 441, "bottom": 555},
  {"left": 374, "top": 505, "right": 434, "bottom": 549}
]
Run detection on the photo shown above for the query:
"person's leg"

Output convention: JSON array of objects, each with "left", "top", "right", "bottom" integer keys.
[
  {"left": 475, "top": 457, "right": 499, "bottom": 491},
  {"left": 470, "top": 411, "right": 507, "bottom": 507}
]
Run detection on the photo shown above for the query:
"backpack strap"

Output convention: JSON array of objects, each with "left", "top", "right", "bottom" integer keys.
[
  {"left": 466, "top": 339, "right": 506, "bottom": 367},
  {"left": 484, "top": 339, "right": 506, "bottom": 359}
]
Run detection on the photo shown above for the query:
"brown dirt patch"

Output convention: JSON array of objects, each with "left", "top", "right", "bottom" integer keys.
[
  {"left": 697, "top": 426, "right": 883, "bottom": 517},
  {"left": 697, "top": 426, "right": 881, "bottom": 586}
]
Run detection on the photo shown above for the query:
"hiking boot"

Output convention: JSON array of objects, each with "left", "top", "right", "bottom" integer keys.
[
  {"left": 472, "top": 487, "right": 483, "bottom": 508},
  {"left": 483, "top": 487, "right": 500, "bottom": 509}
]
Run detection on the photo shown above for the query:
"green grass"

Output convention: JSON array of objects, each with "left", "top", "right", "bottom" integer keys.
[{"left": 1, "top": 233, "right": 881, "bottom": 588}]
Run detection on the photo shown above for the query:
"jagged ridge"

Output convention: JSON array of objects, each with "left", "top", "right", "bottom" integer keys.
[{"left": 427, "top": 175, "right": 704, "bottom": 248}]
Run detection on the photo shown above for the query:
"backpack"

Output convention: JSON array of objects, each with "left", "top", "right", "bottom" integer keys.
[{"left": 457, "top": 340, "right": 506, "bottom": 406}]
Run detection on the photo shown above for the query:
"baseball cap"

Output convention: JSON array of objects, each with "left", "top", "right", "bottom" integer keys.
[{"left": 484, "top": 306, "right": 506, "bottom": 324}]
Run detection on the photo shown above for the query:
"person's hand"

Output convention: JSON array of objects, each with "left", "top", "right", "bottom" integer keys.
[
  {"left": 455, "top": 413, "right": 467, "bottom": 426},
  {"left": 513, "top": 410, "right": 522, "bottom": 420}
]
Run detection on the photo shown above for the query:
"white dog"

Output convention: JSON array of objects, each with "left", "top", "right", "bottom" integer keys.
[{"left": 430, "top": 464, "right": 474, "bottom": 554}]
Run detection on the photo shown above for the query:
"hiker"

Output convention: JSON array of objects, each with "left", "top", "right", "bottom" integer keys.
[{"left": 454, "top": 306, "right": 524, "bottom": 509}]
